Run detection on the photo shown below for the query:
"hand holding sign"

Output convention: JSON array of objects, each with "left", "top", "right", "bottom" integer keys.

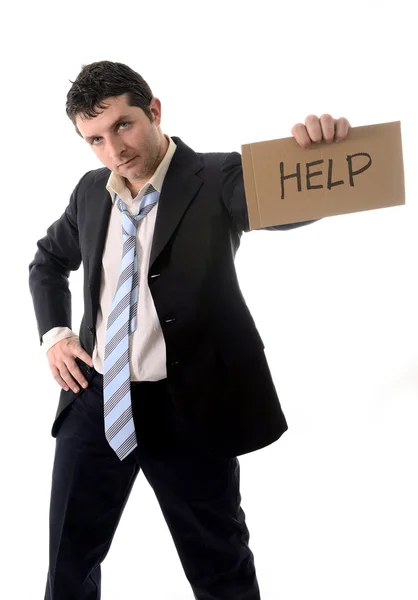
[
  {"left": 291, "top": 114, "right": 351, "bottom": 148},
  {"left": 241, "top": 120, "right": 404, "bottom": 229}
]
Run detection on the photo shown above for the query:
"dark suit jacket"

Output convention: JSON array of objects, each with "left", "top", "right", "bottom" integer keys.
[{"left": 29, "top": 136, "right": 314, "bottom": 457}]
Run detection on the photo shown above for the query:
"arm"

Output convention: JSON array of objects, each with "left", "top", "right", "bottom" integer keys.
[
  {"left": 220, "top": 151, "right": 319, "bottom": 234},
  {"left": 28, "top": 172, "right": 92, "bottom": 346}
]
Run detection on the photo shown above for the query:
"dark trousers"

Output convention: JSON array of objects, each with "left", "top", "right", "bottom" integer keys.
[{"left": 44, "top": 369, "right": 261, "bottom": 600}]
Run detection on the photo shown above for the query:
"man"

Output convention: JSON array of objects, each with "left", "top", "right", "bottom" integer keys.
[{"left": 29, "top": 60, "right": 350, "bottom": 600}]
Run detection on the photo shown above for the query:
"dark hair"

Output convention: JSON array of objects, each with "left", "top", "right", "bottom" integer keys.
[{"left": 66, "top": 61, "right": 154, "bottom": 137}]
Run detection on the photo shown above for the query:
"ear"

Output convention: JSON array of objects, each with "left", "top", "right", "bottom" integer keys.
[{"left": 149, "top": 97, "right": 162, "bottom": 125}]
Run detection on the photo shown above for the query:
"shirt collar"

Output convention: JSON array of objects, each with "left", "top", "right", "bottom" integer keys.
[{"left": 106, "top": 135, "right": 177, "bottom": 206}]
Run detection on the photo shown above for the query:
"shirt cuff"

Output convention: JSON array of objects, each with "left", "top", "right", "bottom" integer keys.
[{"left": 42, "top": 327, "right": 78, "bottom": 352}]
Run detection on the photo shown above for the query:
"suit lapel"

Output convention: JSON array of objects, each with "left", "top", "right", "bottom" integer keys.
[
  {"left": 86, "top": 181, "right": 112, "bottom": 321},
  {"left": 149, "top": 137, "right": 203, "bottom": 270},
  {"left": 86, "top": 137, "right": 204, "bottom": 314}
]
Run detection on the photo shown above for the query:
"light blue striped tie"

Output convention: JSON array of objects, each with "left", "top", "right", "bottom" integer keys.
[{"left": 103, "top": 184, "right": 160, "bottom": 460}]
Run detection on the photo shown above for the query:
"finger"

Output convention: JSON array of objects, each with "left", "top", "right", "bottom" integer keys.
[
  {"left": 58, "top": 364, "right": 81, "bottom": 393},
  {"left": 77, "top": 349, "right": 94, "bottom": 368},
  {"left": 291, "top": 123, "right": 312, "bottom": 149},
  {"left": 304, "top": 114, "right": 322, "bottom": 143},
  {"left": 69, "top": 337, "right": 94, "bottom": 367},
  {"left": 67, "top": 360, "right": 89, "bottom": 389},
  {"left": 335, "top": 117, "right": 351, "bottom": 142},
  {"left": 320, "top": 114, "right": 336, "bottom": 143},
  {"left": 50, "top": 365, "right": 70, "bottom": 392}
]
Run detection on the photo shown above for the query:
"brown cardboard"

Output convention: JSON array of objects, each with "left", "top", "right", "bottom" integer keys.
[{"left": 241, "top": 121, "right": 405, "bottom": 229}]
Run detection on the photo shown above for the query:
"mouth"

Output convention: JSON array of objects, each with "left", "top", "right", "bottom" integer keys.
[{"left": 120, "top": 156, "right": 137, "bottom": 167}]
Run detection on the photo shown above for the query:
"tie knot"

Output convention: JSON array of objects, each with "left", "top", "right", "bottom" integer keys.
[{"left": 116, "top": 185, "right": 160, "bottom": 237}]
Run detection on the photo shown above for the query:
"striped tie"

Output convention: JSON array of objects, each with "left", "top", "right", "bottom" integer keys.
[{"left": 103, "top": 184, "right": 160, "bottom": 460}]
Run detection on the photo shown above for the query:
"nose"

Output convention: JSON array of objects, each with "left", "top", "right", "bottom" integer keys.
[{"left": 107, "top": 138, "right": 127, "bottom": 163}]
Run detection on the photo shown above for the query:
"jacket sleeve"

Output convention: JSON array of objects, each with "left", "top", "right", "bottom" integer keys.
[
  {"left": 220, "top": 151, "right": 319, "bottom": 234},
  {"left": 28, "top": 171, "right": 92, "bottom": 345}
]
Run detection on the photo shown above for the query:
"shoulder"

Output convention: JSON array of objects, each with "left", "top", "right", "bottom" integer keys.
[
  {"left": 81, "top": 166, "right": 110, "bottom": 187},
  {"left": 196, "top": 150, "right": 242, "bottom": 168},
  {"left": 194, "top": 152, "right": 243, "bottom": 184},
  {"left": 72, "top": 166, "right": 110, "bottom": 195}
]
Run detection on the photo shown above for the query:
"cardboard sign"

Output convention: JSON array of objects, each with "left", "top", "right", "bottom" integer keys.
[{"left": 241, "top": 121, "right": 405, "bottom": 229}]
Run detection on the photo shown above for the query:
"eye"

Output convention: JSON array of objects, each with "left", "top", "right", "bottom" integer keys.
[{"left": 90, "top": 122, "right": 130, "bottom": 145}]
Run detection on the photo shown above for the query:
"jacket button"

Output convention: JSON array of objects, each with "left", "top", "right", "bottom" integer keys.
[
  {"left": 171, "top": 361, "right": 180, "bottom": 366},
  {"left": 165, "top": 318, "right": 176, "bottom": 323},
  {"left": 86, "top": 366, "right": 92, "bottom": 374}
]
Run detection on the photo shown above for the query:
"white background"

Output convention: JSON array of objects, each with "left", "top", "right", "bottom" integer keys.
[{"left": 1, "top": 0, "right": 417, "bottom": 598}]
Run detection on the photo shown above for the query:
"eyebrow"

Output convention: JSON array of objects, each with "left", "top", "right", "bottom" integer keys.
[{"left": 84, "top": 114, "right": 132, "bottom": 143}]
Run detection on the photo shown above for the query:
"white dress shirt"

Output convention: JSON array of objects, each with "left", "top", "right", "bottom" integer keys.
[{"left": 42, "top": 135, "right": 177, "bottom": 382}]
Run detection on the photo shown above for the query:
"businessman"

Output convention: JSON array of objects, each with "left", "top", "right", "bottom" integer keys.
[{"left": 29, "top": 60, "right": 350, "bottom": 600}]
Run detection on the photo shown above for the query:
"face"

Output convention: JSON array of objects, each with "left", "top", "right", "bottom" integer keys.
[{"left": 75, "top": 93, "right": 167, "bottom": 193}]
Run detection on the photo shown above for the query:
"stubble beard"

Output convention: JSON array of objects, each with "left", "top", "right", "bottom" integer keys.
[{"left": 131, "top": 135, "right": 162, "bottom": 183}]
